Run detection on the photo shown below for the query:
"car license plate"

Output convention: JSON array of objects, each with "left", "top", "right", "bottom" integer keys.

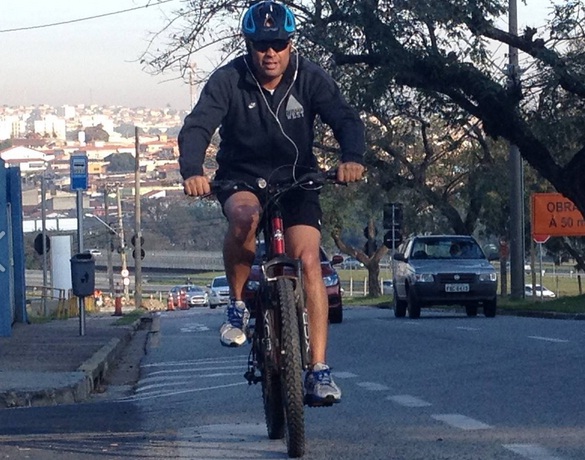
[{"left": 445, "top": 283, "right": 469, "bottom": 292}]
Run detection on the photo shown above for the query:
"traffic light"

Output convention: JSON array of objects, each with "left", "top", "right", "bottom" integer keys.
[
  {"left": 33, "top": 233, "right": 51, "bottom": 255},
  {"left": 383, "top": 203, "right": 403, "bottom": 230},
  {"left": 131, "top": 234, "right": 145, "bottom": 260}
]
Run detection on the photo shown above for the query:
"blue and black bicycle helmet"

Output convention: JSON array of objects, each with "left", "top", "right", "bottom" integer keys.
[{"left": 241, "top": 1, "right": 296, "bottom": 42}]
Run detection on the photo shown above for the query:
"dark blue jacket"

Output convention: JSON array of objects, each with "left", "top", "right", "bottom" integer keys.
[{"left": 178, "top": 53, "right": 365, "bottom": 182}]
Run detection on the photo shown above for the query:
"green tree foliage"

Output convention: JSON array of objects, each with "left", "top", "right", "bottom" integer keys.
[
  {"left": 141, "top": 0, "right": 585, "bottom": 277},
  {"left": 143, "top": 0, "right": 585, "bottom": 210},
  {"left": 105, "top": 152, "right": 135, "bottom": 173}
]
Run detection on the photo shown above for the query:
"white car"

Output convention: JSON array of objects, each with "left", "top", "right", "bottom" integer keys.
[
  {"left": 208, "top": 275, "right": 230, "bottom": 309},
  {"left": 525, "top": 284, "right": 556, "bottom": 299},
  {"left": 382, "top": 280, "right": 393, "bottom": 295}
]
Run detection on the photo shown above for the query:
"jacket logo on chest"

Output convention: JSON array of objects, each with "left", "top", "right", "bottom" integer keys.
[
  {"left": 248, "top": 102, "right": 257, "bottom": 109},
  {"left": 286, "top": 95, "right": 304, "bottom": 120}
]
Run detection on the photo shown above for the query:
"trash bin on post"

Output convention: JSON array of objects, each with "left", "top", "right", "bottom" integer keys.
[{"left": 70, "top": 253, "right": 95, "bottom": 297}]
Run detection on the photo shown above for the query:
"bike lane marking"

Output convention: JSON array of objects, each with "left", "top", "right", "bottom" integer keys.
[
  {"left": 431, "top": 414, "right": 492, "bottom": 430},
  {"left": 356, "top": 382, "right": 390, "bottom": 391},
  {"left": 177, "top": 423, "right": 285, "bottom": 459},
  {"left": 387, "top": 394, "right": 432, "bottom": 407},
  {"left": 503, "top": 443, "right": 566, "bottom": 460},
  {"left": 0, "top": 231, "right": 5, "bottom": 272},
  {"left": 527, "top": 336, "right": 569, "bottom": 343}
]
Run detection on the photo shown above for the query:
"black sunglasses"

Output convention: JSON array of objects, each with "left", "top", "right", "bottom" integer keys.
[{"left": 251, "top": 40, "right": 290, "bottom": 52}]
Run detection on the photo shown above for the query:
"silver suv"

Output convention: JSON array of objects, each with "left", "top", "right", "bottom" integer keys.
[{"left": 392, "top": 235, "right": 497, "bottom": 318}]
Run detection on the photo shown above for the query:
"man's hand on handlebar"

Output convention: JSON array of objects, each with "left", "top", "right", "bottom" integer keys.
[
  {"left": 337, "top": 162, "right": 365, "bottom": 183},
  {"left": 183, "top": 175, "right": 211, "bottom": 196}
]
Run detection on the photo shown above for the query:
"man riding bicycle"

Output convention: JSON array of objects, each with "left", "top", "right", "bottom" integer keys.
[{"left": 179, "top": 0, "right": 365, "bottom": 405}]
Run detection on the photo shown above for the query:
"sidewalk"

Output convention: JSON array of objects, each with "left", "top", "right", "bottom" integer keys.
[{"left": 0, "top": 308, "right": 150, "bottom": 409}]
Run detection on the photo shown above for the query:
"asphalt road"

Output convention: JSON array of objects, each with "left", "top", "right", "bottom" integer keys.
[{"left": 0, "top": 307, "right": 583, "bottom": 459}]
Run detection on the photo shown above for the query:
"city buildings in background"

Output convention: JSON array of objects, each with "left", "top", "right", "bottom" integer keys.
[{"left": 0, "top": 103, "right": 217, "bottom": 231}]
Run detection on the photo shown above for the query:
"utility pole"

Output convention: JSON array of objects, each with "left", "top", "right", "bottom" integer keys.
[
  {"left": 116, "top": 184, "right": 129, "bottom": 303},
  {"left": 134, "top": 127, "right": 143, "bottom": 309},
  {"left": 104, "top": 188, "right": 115, "bottom": 296},
  {"left": 41, "top": 168, "right": 48, "bottom": 316},
  {"left": 508, "top": 0, "right": 525, "bottom": 299}
]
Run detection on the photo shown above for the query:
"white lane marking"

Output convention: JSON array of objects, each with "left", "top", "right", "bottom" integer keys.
[
  {"left": 121, "top": 381, "right": 248, "bottom": 402},
  {"left": 457, "top": 326, "right": 480, "bottom": 331},
  {"left": 0, "top": 231, "right": 5, "bottom": 272},
  {"left": 356, "top": 382, "right": 390, "bottom": 391},
  {"left": 528, "top": 336, "right": 569, "bottom": 343},
  {"left": 180, "top": 323, "right": 210, "bottom": 332},
  {"left": 387, "top": 394, "right": 432, "bottom": 407},
  {"left": 142, "top": 355, "right": 247, "bottom": 368},
  {"left": 431, "top": 414, "right": 492, "bottom": 430},
  {"left": 137, "top": 372, "right": 242, "bottom": 393},
  {"left": 146, "top": 365, "right": 243, "bottom": 377},
  {"left": 333, "top": 371, "right": 358, "bottom": 379},
  {"left": 177, "top": 424, "right": 285, "bottom": 459},
  {"left": 503, "top": 443, "right": 566, "bottom": 460}
]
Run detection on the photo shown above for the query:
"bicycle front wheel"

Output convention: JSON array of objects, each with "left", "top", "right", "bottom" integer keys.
[{"left": 277, "top": 277, "right": 305, "bottom": 458}]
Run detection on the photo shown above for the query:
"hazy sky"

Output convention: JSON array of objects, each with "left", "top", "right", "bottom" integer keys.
[
  {"left": 1, "top": 0, "right": 192, "bottom": 110},
  {"left": 1, "top": 1, "right": 552, "bottom": 111}
]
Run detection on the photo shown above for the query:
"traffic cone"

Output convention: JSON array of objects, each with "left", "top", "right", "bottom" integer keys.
[
  {"left": 113, "top": 295, "right": 123, "bottom": 316},
  {"left": 180, "top": 290, "right": 188, "bottom": 310},
  {"left": 167, "top": 295, "right": 174, "bottom": 311}
]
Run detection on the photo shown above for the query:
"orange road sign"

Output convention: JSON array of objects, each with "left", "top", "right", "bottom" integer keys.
[{"left": 531, "top": 193, "right": 585, "bottom": 237}]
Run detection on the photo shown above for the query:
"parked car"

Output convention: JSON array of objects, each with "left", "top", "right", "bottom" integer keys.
[
  {"left": 243, "top": 245, "right": 344, "bottom": 323},
  {"left": 392, "top": 235, "right": 498, "bottom": 318},
  {"left": 525, "top": 284, "right": 556, "bottom": 299},
  {"left": 382, "top": 280, "right": 393, "bottom": 295},
  {"left": 168, "top": 284, "right": 209, "bottom": 309},
  {"left": 340, "top": 257, "right": 364, "bottom": 270},
  {"left": 208, "top": 275, "right": 230, "bottom": 309}
]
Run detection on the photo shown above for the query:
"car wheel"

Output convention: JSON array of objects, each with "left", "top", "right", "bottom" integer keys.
[
  {"left": 483, "top": 298, "right": 497, "bottom": 318},
  {"left": 465, "top": 305, "right": 478, "bottom": 317},
  {"left": 209, "top": 304, "right": 217, "bottom": 309},
  {"left": 329, "top": 307, "right": 343, "bottom": 324},
  {"left": 393, "top": 286, "right": 407, "bottom": 318},
  {"left": 407, "top": 289, "right": 421, "bottom": 319}
]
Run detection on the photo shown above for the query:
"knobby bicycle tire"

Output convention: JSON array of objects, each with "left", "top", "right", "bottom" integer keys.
[
  {"left": 276, "top": 277, "right": 305, "bottom": 458},
  {"left": 259, "top": 307, "right": 285, "bottom": 439}
]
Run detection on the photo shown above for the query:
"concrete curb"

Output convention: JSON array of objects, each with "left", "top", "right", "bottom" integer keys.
[{"left": 0, "top": 317, "right": 144, "bottom": 409}]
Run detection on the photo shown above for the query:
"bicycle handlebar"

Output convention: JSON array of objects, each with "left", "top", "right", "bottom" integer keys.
[{"left": 207, "top": 169, "right": 342, "bottom": 196}]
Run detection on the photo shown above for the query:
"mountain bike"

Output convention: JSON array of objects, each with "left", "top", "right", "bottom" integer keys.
[{"left": 209, "top": 168, "right": 338, "bottom": 458}]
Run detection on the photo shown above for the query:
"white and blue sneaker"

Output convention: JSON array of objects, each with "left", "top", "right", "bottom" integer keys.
[
  {"left": 304, "top": 362, "right": 342, "bottom": 406},
  {"left": 219, "top": 300, "right": 249, "bottom": 347}
]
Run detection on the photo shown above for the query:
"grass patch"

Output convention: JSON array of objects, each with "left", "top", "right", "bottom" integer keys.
[
  {"left": 343, "top": 293, "right": 585, "bottom": 315},
  {"left": 112, "top": 309, "right": 147, "bottom": 326}
]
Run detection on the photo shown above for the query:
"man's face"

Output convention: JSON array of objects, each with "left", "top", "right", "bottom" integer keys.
[{"left": 249, "top": 40, "right": 291, "bottom": 87}]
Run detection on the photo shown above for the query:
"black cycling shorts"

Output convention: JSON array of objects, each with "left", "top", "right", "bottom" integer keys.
[{"left": 217, "top": 188, "right": 322, "bottom": 231}]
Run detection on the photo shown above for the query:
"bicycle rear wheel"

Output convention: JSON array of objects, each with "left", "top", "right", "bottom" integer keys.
[{"left": 276, "top": 277, "right": 305, "bottom": 458}]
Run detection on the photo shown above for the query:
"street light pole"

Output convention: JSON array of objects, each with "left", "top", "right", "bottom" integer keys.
[
  {"left": 116, "top": 184, "right": 129, "bottom": 303},
  {"left": 85, "top": 211, "right": 124, "bottom": 300},
  {"left": 103, "top": 188, "right": 115, "bottom": 296},
  {"left": 508, "top": 0, "right": 526, "bottom": 300}
]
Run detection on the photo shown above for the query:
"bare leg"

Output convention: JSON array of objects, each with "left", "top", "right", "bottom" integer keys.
[
  {"left": 286, "top": 225, "right": 328, "bottom": 365},
  {"left": 222, "top": 192, "right": 262, "bottom": 300}
]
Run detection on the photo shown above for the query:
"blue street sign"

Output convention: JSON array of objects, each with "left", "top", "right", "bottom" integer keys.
[{"left": 70, "top": 154, "right": 88, "bottom": 191}]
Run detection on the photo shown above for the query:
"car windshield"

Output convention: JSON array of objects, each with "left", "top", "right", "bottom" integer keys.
[
  {"left": 213, "top": 277, "right": 228, "bottom": 287},
  {"left": 410, "top": 238, "right": 484, "bottom": 260}
]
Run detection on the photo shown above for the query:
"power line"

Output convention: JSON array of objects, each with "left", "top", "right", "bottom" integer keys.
[{"left": 0, "top": 0, "right": 176, "bottom": 33}]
